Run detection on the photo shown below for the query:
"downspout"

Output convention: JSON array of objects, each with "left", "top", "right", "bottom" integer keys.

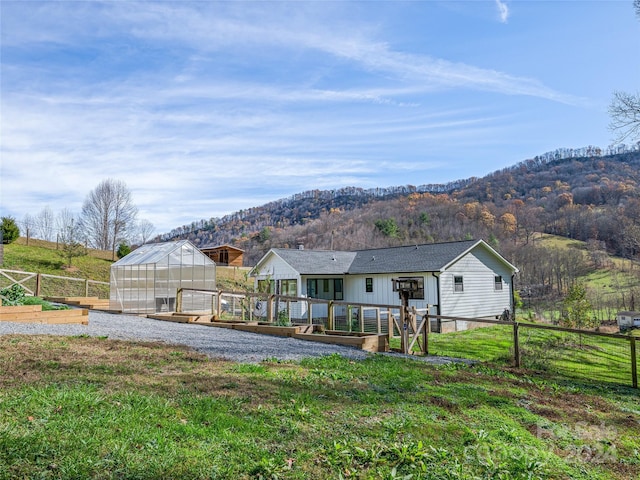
[
  {"left": 432, "top": 272, "right": 441, "bottom": 333},
  {"left": 431, "top": 272, "right": 441, "bottom": 316},
  {"left": 511, "top": 273, "right": 516, "bottom": 321}
]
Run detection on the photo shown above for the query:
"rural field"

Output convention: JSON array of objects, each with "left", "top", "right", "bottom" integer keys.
[
  {"left": 1, "top": 238, "right": 639, "bottom": 478},
  {"left": 0, "top": 334, "right": 638, "bottom": 479}
]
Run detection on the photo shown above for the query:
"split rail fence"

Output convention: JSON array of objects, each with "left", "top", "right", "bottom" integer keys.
[{"left": 0, "top": 269, "right": 109, "bottom": 300}]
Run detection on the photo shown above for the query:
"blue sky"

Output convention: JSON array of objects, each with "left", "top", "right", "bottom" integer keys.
[{"left": 1, "top": 1, "right": 639, "bottom": 234}]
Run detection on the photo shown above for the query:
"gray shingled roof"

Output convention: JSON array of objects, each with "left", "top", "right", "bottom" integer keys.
[
  {"left": 269, "top": 240, "right": 495, "bottom": 275},
  {"left": 271, "top": 249, "right": 357, "bottom": 275},
  {"left": 348, "top": 240, "right": 479, "bottom": 274}
]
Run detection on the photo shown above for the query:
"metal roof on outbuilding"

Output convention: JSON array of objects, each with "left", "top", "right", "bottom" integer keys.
[{"left": 112, "top": 240, "right": 214, "bottom": 266}]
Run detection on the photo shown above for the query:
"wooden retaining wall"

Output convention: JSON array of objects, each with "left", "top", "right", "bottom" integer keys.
[
  {"left": 147, "top": 313, "right": 388, "bottom": 352},
  {"left": 0, "top": 304, "right": 89, "bottom": 325}
]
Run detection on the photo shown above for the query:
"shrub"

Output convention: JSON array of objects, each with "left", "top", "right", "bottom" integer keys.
[
  {"left": 1, "top": 216, "right": 20, "bottom": 244},
  {"left": 117, "top": 242, "right": 131, "bottom": 259},
  {"left": 0, "top": 284, "right": 26, "bottom": 306}
]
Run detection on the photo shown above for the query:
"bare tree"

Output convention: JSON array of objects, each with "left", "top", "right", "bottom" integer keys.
[
  {"left": 608, "top": 2, "right": 640, "bottom": 143},
  {"left": 35, "top": 206, "right": 55, "bottom": 241},
  {"left": 134, "top": 219, "right": 156, "bottom": 245},
  {"left": 609, "top": 90, "right": 640, "bottom": 143},
  {"left": 56, "top": 208, "right": 78, "bottom": 246},
  {"left": 80, "top": 179, "right": 138, "bottom": 260},
  {"left": 57, "top": 210, "right": 86, "bottom": 267},
  {"left": 22, "top": 213, "right": 35, "bottom": 243}
]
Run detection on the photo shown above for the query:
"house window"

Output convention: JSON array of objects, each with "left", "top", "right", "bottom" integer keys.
[
  {"left": 494, "top": 275, "right": 503, "bottom": 291},
  {"left": 307, "top": 279, "right": 317, "bottom": 298},
  {"left": 258, "top": 279, "right": 275, "bottom": 294},
  {"left": 307, "top": 278, "right": 343, "bottom": 300},
  {"left": 365, "top": 277, "right": 373, "bottom": 293},
  {"left": 280, "top": 279, "right": 297, "bottom": 296},
  {"left": 454, "top": 276, "right": 464, "bottom": 292},
  {"left": 334, "top": 279, "right": 343, "bottom": 300}
]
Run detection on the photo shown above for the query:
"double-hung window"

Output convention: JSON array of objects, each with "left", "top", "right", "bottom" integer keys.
[
  {"left": 365, "top": 278, "right": 373, "bottom": 293},
  {"left": 454, "top": 276, "right": 464, "bottom": 293}
]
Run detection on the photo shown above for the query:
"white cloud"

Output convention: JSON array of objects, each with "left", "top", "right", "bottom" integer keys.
[
  {"left": 1, "top": 0, "right": 612, "bottom": 233},
  {"left": 495, "top": 0, "right": 510, "bottom": 23}
]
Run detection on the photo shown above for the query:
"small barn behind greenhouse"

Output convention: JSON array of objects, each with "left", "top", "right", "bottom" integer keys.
[{"left": 110, "top": 240, "right": 216, "bottom": 314}]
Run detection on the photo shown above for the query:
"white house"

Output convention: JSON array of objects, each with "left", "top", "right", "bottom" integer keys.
[
  {"left": 250, "top": 239, "right": 519, "bottom": 325},
  {"left": 616, "top": 311, "right": 640, "bottom": 331}
]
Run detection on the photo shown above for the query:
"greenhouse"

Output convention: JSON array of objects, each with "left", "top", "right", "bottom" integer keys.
[{"left": 110, "top": 240, "right": 216, "bottom": 314}]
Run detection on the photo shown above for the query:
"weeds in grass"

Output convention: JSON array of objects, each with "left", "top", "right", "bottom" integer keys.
[{"left": 0, "top": 335, "right": 637, "bottom": 479}]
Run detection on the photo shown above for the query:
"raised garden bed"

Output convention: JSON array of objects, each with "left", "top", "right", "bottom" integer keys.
[
  {"left": 0, "top": 304, "right": 89, "bottom": 325},
  {"left": 293, "top": 330, "right": 389, "bottom": 353},
  {"left": 147, "top": 314, "right": 388, "bottom": 351}
]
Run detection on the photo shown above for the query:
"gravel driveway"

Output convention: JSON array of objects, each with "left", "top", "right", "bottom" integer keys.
[{"left": 0, "top": 310, "right": 468, "bottom": 364}]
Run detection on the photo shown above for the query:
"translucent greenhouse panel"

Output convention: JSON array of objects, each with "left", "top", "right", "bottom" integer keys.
[{"left": 109, "top": 267, "right": 123, "bottom": 311}]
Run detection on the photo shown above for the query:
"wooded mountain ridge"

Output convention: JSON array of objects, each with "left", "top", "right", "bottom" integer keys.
[{"left": 158, "top": 145, "right": 640, "bottom": 268}]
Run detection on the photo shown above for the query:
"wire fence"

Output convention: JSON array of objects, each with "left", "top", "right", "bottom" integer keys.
[
  {"left": 425, "top": 315, "right": 638, "bottom": 389},
  {"left": 2, "top": 274, "right": 635, "bottom": 390}
]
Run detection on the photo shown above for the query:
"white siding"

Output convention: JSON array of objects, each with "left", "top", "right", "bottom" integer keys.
[
  {"left": 439, "top": 246, "right": 512, "bottom": 318},
  {"left": 253, "top": 253, "right": 301, "bottom": 289},
  {"left": 345, "top": 273, "right": 438, "bottom": 309}
]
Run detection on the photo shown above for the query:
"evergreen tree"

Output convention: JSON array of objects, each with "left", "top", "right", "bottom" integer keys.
[{"left": 1, "top": 217, "right": 20, "bottom": 244}]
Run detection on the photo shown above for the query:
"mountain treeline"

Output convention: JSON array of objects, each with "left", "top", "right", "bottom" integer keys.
[{"left": 157, "top": 145, "right": 640, "bottom": 317}]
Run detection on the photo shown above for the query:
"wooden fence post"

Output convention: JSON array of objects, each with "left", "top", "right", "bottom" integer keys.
[
  {"left": 85, "top": 279, "right": 89, "bottom": 297},
  {"left": 422, "top": 314, "right": 428, "bottom": 355},
  {"left": 631, "top": 336, "right": 637, "bottom": 389},
  {"left": 328, "top": 301, "right": 334, "bottom": 330},
  {"left": 400, "top": 308, "right": 406, "bottom": 354},
  {"left": 388, "top": 310, "right": 394, "bottom": 345},
  {"left": 513, "top": 322, "right": 521, "bottom": 368},
  {"left": 176, "top": 288, "right": 183, "bottom": 313},
  {"left": 359, "top": 306, "right": 364, "bottom": 333},
  {"left": 267, "top": 295, "right": 275, "bottom": 322},
  {"left": 35, "top": 273, "right": 42, "bottom": 297}
]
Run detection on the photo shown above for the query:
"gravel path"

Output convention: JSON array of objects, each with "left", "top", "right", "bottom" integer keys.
[{"left": 0, "top": 310, "right": 469, "bottom": 364}]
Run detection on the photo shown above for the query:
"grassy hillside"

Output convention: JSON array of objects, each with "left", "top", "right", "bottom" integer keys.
[
  {"left": 1, "top": 238, "right": 253, "bottom": 291},
  {"left": 2, "top": 237, "right": 113, "bottom": 283},
  {"left": 532, "top": 234, "right": 640, "bottom": 318},
  {"left": 1, "top": 335, "right": 637, "bottom": 479}
]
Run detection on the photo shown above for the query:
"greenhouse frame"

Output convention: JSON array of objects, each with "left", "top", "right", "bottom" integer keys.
[{"left": 110, "top": 240, "right": 216, "bottom": 314}]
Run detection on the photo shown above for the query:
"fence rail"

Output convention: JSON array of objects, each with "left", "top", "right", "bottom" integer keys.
[
  {"left": 176, "top": 288, "right": 638, "bottom": 389},
  {"left": 0, "top": 269, "right": 109, "bottom": 299},
  {"left": 425, "top": 314, "right": 638, "bottom": 389}
]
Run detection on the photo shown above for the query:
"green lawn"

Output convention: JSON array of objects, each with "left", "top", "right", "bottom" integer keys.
[
  {"left": 1, "top": 335, "right": 638, "bottom": 479},
  {"left": 409, "top": 324, "right": 638, "bottom": 388}
]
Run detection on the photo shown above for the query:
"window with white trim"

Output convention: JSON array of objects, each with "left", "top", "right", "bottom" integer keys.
[
  {"left": 454, "top": 276, "right": 464, "bottom": 292},
  {"left": 494, "top": 275, "right": 503, "bottom": 291}
]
